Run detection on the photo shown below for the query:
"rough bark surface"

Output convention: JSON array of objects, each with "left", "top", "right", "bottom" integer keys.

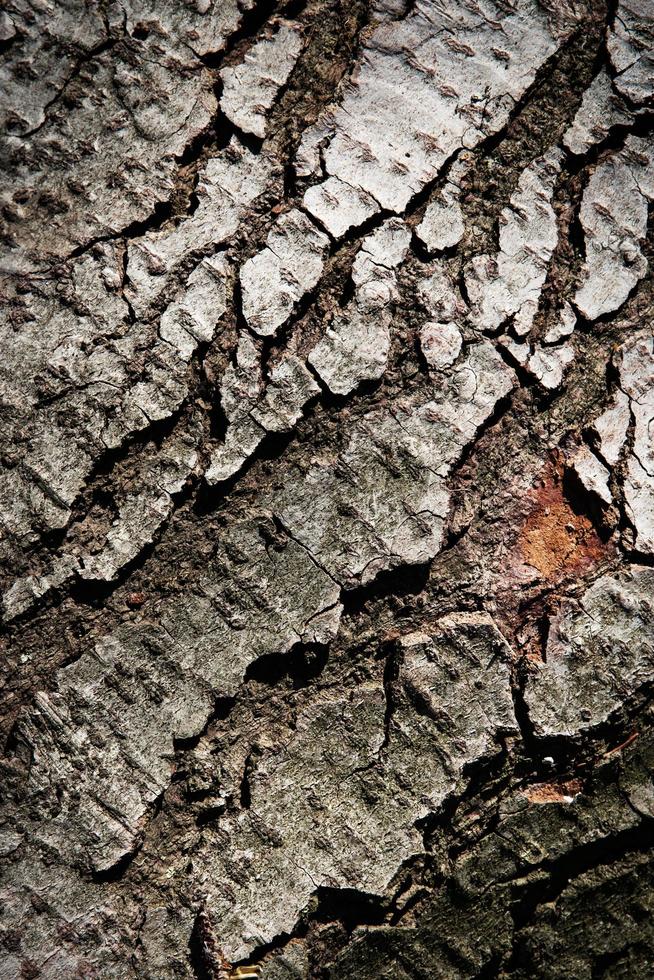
[{"left": 1, "top": 0, "right": 653, "bottom": 977}]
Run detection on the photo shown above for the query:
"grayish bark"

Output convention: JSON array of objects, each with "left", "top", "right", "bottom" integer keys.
[{"left": 1, "top": 0, "right": 653, "bottom": 977}]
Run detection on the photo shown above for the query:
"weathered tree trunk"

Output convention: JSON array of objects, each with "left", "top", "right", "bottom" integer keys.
[{"left": 1, "top": 0, "right": 653, "bottom": 976}]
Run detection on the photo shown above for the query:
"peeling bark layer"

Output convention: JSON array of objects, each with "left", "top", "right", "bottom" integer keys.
[{"left": 1, "top": 0, "right": 654, "bottom": 977}]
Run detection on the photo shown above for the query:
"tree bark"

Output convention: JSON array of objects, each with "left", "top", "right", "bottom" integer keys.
[{"left": 1, "top": 0, "right": 653, "bottom": 977}]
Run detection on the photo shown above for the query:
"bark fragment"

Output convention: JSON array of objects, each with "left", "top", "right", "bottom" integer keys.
[
  {"left": 278, "top": 340, "right": 514, "bottom": 585},
  {"left": 563, "top": 68, "right": 635, "bottom": 155},
  {"left": 220, "top": 23, "right": 304, "bottom": 139},
  {"left": 240, "top": 209, "right": 330, "bottom": 336},
  {"left": 607, "top": 0, "right": 654, "bottom": 106},
  {"left": 308, "top": 218, "right": 411, "bottom": 394},
  {"left": 574, "top": 135, "right": 654, "bottom": 320},
  {"left": 525, "top": 565, "right": 654, "bottom": 736}
]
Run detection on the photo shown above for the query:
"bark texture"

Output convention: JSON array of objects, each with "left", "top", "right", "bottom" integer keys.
[{"left": 1, "top": 0, "right": 654, "bottom": 977}]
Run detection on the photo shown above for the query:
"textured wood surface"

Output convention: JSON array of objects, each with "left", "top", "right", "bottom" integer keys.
[{"left": 1, "top": 0, "right": 653, "bottom": 976}]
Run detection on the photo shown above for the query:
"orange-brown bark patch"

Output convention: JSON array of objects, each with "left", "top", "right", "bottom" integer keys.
[
  {"left": 518, "top": 466, "right": 607, "bottom": 583},
  {"left": 523, "top": 778, "right": 583, "bottom": 804}
]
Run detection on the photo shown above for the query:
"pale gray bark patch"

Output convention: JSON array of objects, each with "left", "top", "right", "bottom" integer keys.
[
  {"left": 3, "top": 422, "right": 201, "bottom": 618},
  {"left": 0, "top": 241, "right": 196, "bottom": 547},
  {"left": 220, "top": 23, "right": 304, "bottom": 139},
  {"left": 126, "top": 142, "right": 272, "bottom": 318},
  {"left": 0, "top": 3, "right": 108, "bottom": 134},
  {"left": 158, "top": 254, "right": 230, "bottom": 363},
  {"left": 574, "top": 135, "right": 654, "bottom": 320},
  {"left": 278, "top": 340, "right": 514, "bottom": 585},
  {"left": 620, "top": 332, "right": 654, "bottom": 554},
  {"left": 607, "top": 0, "right": 654, "bottom": 106},
  {"left": 418, "top": 260, "right": 469, "bottom": 324},
  {"left": 466, "top": 149, "right": 563, "bottom": 336},
  {"left": 1, "top": 0, "right": 255, "bottom": 271},
  {"left": 303, "top": 177, "right": 380, "bottom": 238},
  {"left": 542, "top": 301, "right": 576, "bottom": 343},
  {"left": 240, "top": 209, "right": 330, "bottom": 336},
  {"left": 526, "top": 343, "right": 575, "bottom": 391},
  {"left": 0, "top": 144, "right": 271, "bottom": 567},
  {"left": 12, "top": 518, "right": 342, "bottom": 873},
  {"left": 2, "top": 555, "right": 82, "bottom": 623},
  {"left": 249, "top": 356, "right": 320, "bottom": 433},
  {"left": 563, "top": 68, "right": 635, "bottom": 155},
  {"left": 462, "top": 148, "right": 582, "bottom": 391},
  {"left": 205, "top": 333, "right": 266, "bottom": 484},
  {"left": 570, "top": 330, "right": 654, "bottom": 553},
  {"left": 525, "top": 565, "right": 654, "bottom": 736},
  {"left": 419, "top": 320, "right": 463, "bottom": 371},
  {"left": 570, "top": 444, "right": 612, "bottom": 505},
  {"left": 205, "top": 338, "right": 319, "bottom": 485},
  {"left": 308, "top": 219, "right": 411, "bottom": 394},
  {"left": 300, "top": 0, "right": 576, "bottom": 224},
  {"left": 592, "top": 388, "right": 631, "bottom": 467},
  {"left": 415, "top": 152, "right": 472, "bottom": 253},
  {"left": 76, "top": 433, "right": 199, "bottom": 583}
]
